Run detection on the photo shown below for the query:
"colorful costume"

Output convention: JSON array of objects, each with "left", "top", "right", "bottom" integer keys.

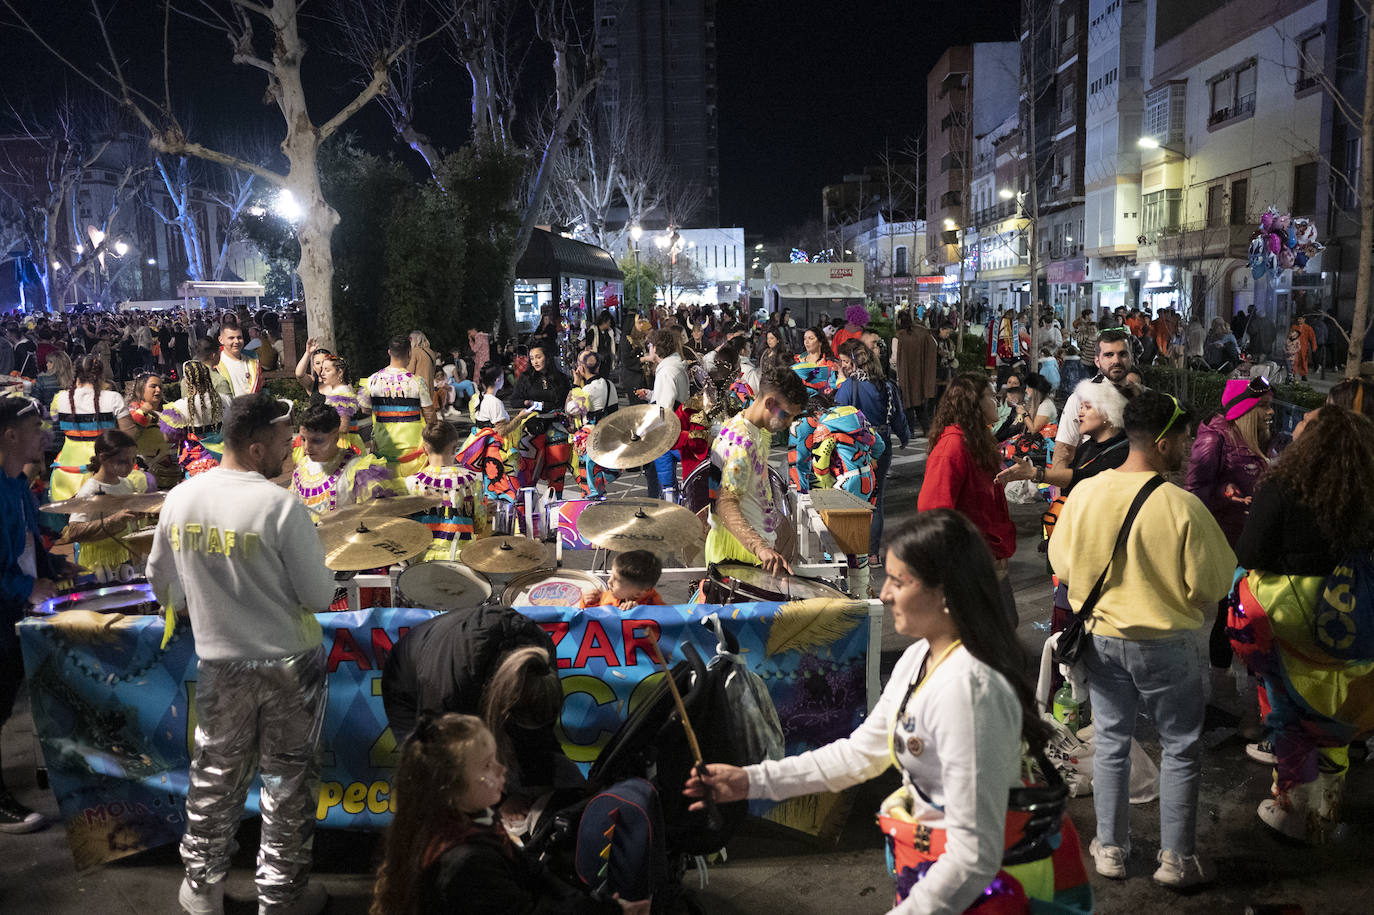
[
  {"left": 788, "top": 413, "right": 822, "bottom": 492},
  {"left": 792, "top": 355, "right": 837, "bottom": 398},
  {"left": 458, "top": 421, "right": 521, "bottom": 504},
  {"left": 70, "top": 470, "right": 156, "bottom": 581},
  {"left": 566, "top": 384, "right": 620, "bottom": 498},
  {"left": 320, "top": 385, "right": 367, "bottom": 454},
  {"left": 159, "top": 394, "right": 230, "bottom": 478},
  {"left": 128, "top": 399, "right": 182, "bottom": 491},
  {"left": 810, "top": 405, "right": 886, "bottom": 503},
  {"left": 360, "top": 367, "right": 430, "bottom": 476},
  {"left": 515, "top": 413, "right": 571, "bottom": 498},
  {"left": 675, "top": 400, "right": 712, "bottom": 480},
  {"left": 215, "top": 349, "right": 262, "bottom": 396},
  {"left": 405, "top": 465, "right": 489, "bottom": 561},
  {"left": 290, "top": 448, "right": 401, "bottom": 517},
  {"left": 48, "top": 388, "right": 128, "bottom": 503},
  {"left": 1229, "top": 570, "right": 1374, "bottom": 841},
  {"left": 704, "top": 413, "right": 784, "bottom": 566}
]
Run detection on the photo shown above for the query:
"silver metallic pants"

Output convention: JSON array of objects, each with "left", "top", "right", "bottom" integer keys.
[{"left": 181, "top": 645, "right": 328, "bottom": 912}]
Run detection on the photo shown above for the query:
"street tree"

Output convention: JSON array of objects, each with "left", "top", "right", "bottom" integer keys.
[{"left": 2, "top": 0, "right": 432, "bottom": 349}]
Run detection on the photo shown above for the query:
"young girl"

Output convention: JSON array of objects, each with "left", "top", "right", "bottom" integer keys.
[
  {"left": 315, "top": 354, "right": 367, "bottom": 453},
  {"left": 370, "top": 713, "right": 643, "bottom": 915},
  {"left": 159, "top": 360, "right": 232, "bottom": 477},
  {"left": 126, "top": 372, "right": 181, "bottom": 491},
  {"left": 64, "top": 430, "right": 156, "bottom": 582}
]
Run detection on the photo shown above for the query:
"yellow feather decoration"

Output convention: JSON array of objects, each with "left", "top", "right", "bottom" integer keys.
[{"left": 764, "top": 598, "right": 867, "bottom": 657}]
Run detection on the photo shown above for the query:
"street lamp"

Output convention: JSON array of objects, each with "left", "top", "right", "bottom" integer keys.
[
  {"left": 146, "top": 258, "right": 157, "bottom": 266},
  {"left": 1138, "top": 136, "right": 1185, "bottom": 155},
  {"left": 274, "top": 188, "right": 304, "bottom": 302},
  {"left": 113, "top": 241, "right": 129, "bottom": 257},
  {"left": 629, "top": 224, "right": 644, "bottom": 310}
]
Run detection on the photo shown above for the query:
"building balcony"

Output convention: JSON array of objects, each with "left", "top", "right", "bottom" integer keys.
[
  {"left": 1207, "top": 94, "right": 1255, "bottom": 128},
  {"left": 1137, "top": 218, "right": 1261, "bottom": 261},
  {"left": 940, "top": 152, "right": 968, "bottom": 173},
  {"left": 939, "top": 190, "right": 963, "bottom": 209}
]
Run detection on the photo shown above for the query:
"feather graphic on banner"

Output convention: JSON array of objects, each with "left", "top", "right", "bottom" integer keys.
[{"left": 764, "top": 598, "right": 867, "bottom": 656}]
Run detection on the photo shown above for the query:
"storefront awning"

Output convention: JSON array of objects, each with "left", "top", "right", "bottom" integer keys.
[{"left": 773, "top": 282, "right": 866, "bottom": 299}]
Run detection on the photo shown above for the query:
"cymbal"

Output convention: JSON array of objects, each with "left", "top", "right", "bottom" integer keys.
[
  {"left": 586, "top": 404, "right": 682, "bottom": 469},
  {"left": 576, "top": 498, "right": 705, "bottom": 559},
  {"left": 122, "top": 529, "right": 156, "bottom": 554},
  {"left": 320, "top": 517, "right": 433, "bottom": 571},
  {"left": 40, "top": 491, "right": 166, "bottom": 516},
  {"left": 459, "top": 535, "right": 548, "bottom": 574},
  {"left": 321, "top": 494, "right": 444, "bottom": 526}
]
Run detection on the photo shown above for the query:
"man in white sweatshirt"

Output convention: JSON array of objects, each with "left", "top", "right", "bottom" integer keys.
[{"left": 148, "top": 392, "right": 337, "bottom": 915}]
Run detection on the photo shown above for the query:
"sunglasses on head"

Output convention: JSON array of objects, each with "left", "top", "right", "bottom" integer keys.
[{"left": 1155, "top": 394, "right": 1187, "bottom": 443}]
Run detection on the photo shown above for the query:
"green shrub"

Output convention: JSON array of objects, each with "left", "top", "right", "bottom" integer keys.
[
  {"left": 265, "top": 377, "right": 311, "bottom": 418},
  {"left": 1142, "top": 366, "right": 1324, "bottom": 419}
]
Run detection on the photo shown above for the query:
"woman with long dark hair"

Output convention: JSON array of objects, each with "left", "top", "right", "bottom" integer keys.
[
  {"left": 687, "top": 511, "right": 1089, "bottom": 914},
  {"left": 1229, "top": 405, "right": 1374, "bottom": 844},
  {"left": 919, "top": 373, "right": 1017, "bottom": 620},
  {"left": 794, "top": 325, "right": 839, "bottom": 398},
  {"left": 510, "top": 343, "right": 573, "bottom": 497}
]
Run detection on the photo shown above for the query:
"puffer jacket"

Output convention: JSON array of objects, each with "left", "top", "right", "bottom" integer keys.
[{"left": 1185, "top": 414, "right": 1269, "bottom": 546}]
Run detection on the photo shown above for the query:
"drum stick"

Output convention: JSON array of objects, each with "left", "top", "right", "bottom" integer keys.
[{"left": 643, "top": 629, "right": 723, "bottom": 831}]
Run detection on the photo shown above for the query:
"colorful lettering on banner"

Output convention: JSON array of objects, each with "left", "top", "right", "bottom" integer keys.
[{"left": 18, "top": 602, "right": 871, "bottom": 869}]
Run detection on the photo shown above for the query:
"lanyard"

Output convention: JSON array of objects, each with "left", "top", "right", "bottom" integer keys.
[{"left": 887, "top": 639, "right": 963, "bottom": 771}]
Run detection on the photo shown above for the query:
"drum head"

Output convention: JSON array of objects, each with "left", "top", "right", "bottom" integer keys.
[
  {"left": 681, "top": 464, "right": 789, "bottom": 517},
  {"left": 502, "top": 568, "right": 604, "bottom": 607},
  {"left": 709, "top": 561, "right": 844, "bottom": 602},
  {"left": 31, "top": 582, "right": 158, "bottom": 617},
  {"left": 397, "top": 562, "right": 492, "bottom": 611}
]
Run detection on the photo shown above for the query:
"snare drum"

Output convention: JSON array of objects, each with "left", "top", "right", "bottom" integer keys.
[
  {"left": 31, "top": 582, "right": 159, "bottom": 617},
  {"left": 696, "top": 561, "right": 845, "bottom": 605},
  {"left": 396, "top": 561, "right": 492, "bottom": 611},
  {"left": 502, "top": 568, "right": 604, "bottom": 607}
]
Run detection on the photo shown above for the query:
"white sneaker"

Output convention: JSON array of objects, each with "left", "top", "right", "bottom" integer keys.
[
  {"left": 1088, "top": 837, "right": 1127, "bottom": 879},
  {"left": 261, "top": 882, "right": 328, "bottom": 915},
  {"left": 1152, "top": 849, "right": 1213, "bottom": 888},
  {"left": 178, "top": 878, "right": 225, "bottom": 915},
  {"left": 1246, "top": 740, "right": 1278, "bottom": 765}
]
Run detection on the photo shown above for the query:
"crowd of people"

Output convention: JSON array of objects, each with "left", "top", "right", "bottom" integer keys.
[{"left": 1, "top": 296, "right": 1373, "bottom": 914}]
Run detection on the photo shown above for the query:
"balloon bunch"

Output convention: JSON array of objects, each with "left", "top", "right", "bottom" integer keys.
[{"left": 1249, "top": 207, "right": 1323, "bottom": 279}]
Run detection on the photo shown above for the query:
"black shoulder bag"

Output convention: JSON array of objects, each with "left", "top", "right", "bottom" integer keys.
[{"left": 1052, "top": 475, "right": 1165, "bottom": 666}]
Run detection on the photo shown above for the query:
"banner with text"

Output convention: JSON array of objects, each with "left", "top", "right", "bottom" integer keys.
[{"left": 19, "top": 600, "right": 871, "bottom": 868}]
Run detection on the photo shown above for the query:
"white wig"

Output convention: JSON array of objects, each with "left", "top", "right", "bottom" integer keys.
[{"left": 1074, "top": 377, "right": 1128, "bottom": 432}]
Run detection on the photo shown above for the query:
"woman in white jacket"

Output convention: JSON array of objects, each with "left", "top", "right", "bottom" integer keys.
[{"left": 686, "top": 510, "right": 1091, "bottom": 914}]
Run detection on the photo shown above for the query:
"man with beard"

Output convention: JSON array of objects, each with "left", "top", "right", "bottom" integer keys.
[
  {"left": 148, "top": 393, "right": 336, "bottom": 915},
  {"left": 1052, "top": 327, "right": 1135, "bottom": 477}
]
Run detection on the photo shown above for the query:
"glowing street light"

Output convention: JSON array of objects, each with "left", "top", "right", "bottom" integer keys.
[
  {"left": 754, "top": 243, "right": 764, "bottom": 251},
  {"left": 630, "top": 224, "right": 643, "bottom": 242},
  {"left": 999, "top": 188, "right": 1016, "bottom": 200},
  {"left": 113, "top": 240, "right": 129, "bottom": 256},
  {"left": 146, "top": 258, "right": 157, "bottom": 266},
  {"left": 275, "top": 188, "right": 303, "bottom": 223},
  {"left": 943, "top": 218, "right": 957, "bottom": 231}
]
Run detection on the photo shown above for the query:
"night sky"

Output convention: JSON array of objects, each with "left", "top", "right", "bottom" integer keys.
[
  {"left": 715, "top": 0, "right": 1019, "bottom": 234},
  {"left": 1, "top": 0, "right": 1019, "bottom": 238}
]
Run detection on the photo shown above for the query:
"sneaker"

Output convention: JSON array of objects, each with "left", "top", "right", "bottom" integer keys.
[
  {"left": 0, "top": 792, "right": 47, "bottom": 834},
  {"left": 1088, "top": 837, "right": 1128, "bottom": 879},
  {"left": 1246, "top": 740, "right": 1278, "bottom": 765},
  {"left": 261, "top": 882, "right": 328, "bottom": 915},
  {"left": 178, "top": 878, "right": 225, "bottom": 915},
  {"left": 1153, "top": 849, "right": 1213, "bottom": 889}
]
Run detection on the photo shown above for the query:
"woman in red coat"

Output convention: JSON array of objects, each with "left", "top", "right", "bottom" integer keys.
[{"left": 918, "top": 372, "right": 1018, "bottom": 623}]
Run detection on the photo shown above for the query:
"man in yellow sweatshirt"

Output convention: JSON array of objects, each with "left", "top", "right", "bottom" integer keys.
[{"left": 1049, "top": 390, "right": 1234, "bottom": 891}]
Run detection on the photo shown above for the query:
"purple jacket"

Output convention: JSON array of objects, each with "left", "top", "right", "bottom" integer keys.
[{"left": 1184, "top": 415, "right": 1268, "bottom": 546}]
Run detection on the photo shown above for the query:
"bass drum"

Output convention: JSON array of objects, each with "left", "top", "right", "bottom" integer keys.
[
  {"left": 679, "top": 462, "right": 790, "bottom": 516},
  {"left": 502, "top": 568, "right": 604, "bottom": 607},
  {"left": 396, "top": 561, "right": 492, "bottom": 611},
  {"left": 694, "top": 561, "right": 845, "bottom": 605},
  {"left": 31, "top": 582, "right": 159, "bottom": 617}
]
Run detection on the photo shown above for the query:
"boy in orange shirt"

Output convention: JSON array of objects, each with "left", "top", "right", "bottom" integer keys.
[{"left": 579, "top": 550, "right": 666, "bottom": 610}]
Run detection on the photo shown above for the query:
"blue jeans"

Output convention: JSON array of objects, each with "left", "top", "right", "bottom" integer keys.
[
  {"left": 1082, "top": 631, "right": 1204, "bottom": 856},
  {"left": 645, "top": 451, "right": 678, "bottom": 499},
  {"left": 869, "top": 439, "right": 892, "bottom": 554}
]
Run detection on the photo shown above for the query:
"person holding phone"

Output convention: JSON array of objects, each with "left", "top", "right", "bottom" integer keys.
[{"left": 510, "top": 345, "right": 572, "bottom": 498}]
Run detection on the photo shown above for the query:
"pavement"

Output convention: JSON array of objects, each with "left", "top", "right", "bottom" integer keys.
[{"left": 4, "top": 433, "right": 1374, "bottom": 914}]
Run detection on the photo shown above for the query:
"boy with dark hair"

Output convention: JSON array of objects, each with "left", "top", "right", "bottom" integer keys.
[
  {"left": 359, "top": 335, "right": 433, "bottom": 476},
  {"left": 289, "top": 402, "right": 399, "bottom": 516},
  {"left": 579, "top": 549, "right": 665, "bottom": 610}
]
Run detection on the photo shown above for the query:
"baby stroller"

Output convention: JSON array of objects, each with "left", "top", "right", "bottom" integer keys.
[{"left": 527, "top": 620, "right": 777, "bottom": 913}]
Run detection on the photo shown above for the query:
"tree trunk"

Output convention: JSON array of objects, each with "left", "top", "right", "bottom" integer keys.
[{"left": 1348, "top": 15, "right": 1374, "bottom": 378}]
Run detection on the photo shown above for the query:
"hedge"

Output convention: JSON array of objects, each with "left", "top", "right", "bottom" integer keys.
[{"left": 1141, "top": 366, "right": 1325, "bottom": 419}]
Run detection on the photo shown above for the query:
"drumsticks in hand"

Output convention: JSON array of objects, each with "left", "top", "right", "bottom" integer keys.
[{"left": 643, "top": 629, "right": 724, "bottom": 832}]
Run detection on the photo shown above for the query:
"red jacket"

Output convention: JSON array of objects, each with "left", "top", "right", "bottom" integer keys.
[{"left": 917, "top": 424, "right": 1017, "bottom": 560}]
